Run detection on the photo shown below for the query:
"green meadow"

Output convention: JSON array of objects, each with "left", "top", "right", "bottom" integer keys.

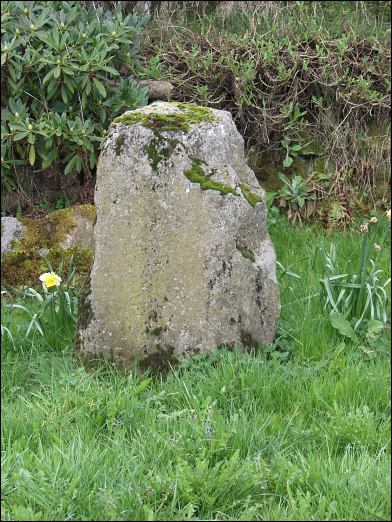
[{"left": 2, "top": 216, "right": 390, "bottom": 521}]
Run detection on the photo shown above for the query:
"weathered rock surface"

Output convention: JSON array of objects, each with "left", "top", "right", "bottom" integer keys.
[
  {"left": 1, "top": 205, "right": 95, "bottom": 288},
  {"left": 76, "top": 101, "right": 280, "bottom": 371},
  {"left": 1, "top": 217, "right": 25, "bottom": 257}
]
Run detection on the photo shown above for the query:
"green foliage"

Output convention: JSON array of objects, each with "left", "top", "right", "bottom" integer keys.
[
  {"left": 277, "top": 173, "right": 317, "bottom": 226},
  {"left": 1, "top": 1, "right": 149, "bottom": 190},
  {"left": 281, "top": 136, "right": 302, "bottom": 168},
  {"left": 265, "top": 191, "right": 280, "bottom": 226},
  {"left": 141, "top": 1, "right": 390, "bottom": 206},
  {"left": 137, "top": 52, "right": 164, "bottom": 80},
  {"left": 276, "top": 261, "right": 301, "bottom": 280},
  {"left": 319, "top": 212, "right": 391, "bottom": 338},
  {"left": 35, "top": 193, "right": 71, "bottom": 211}
]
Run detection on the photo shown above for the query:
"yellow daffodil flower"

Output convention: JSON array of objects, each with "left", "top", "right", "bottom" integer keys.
[{"left": 39, "top": 272, "right": 62, "bottom": 288}]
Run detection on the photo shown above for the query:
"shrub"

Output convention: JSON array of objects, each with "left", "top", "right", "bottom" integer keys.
[
  {"left": 137, "top": 1, "right": 391, "bottom": 205},
  {"left": 1, "top": 1, "right": 149, "bottom": 193}
]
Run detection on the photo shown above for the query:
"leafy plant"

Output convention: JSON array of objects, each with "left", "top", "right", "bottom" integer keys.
[
  {"left": 281, "top": 137, "right": 302, "bottom": 168},
  {"left": 1, "top": 1, "right": 149, "bottom": 191},
  {"left": 134, "top": 53, "right": 164, "bottom": 80},
  {"left": 276, "top": 261, "right": 301, "bottom": 280},
  {"left": 318, "top": 197, "right": 353, "bottom": 231},
  {"left": 266, "top": 191, "right": 280, "bottom": 226},
  {"left": 277, "top": 173, "right": 317, "bottom": 226},
  {"left": 319, "top": 211, "right": 391, "bottom": 339}
]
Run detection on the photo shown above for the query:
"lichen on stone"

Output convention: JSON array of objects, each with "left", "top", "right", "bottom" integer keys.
[
  {"left": 239, "top": 183, "right": 263, "bottom": 207},
  {"left": 184, "top": 157, "right": 239, "bottom": 196},
  {"left": 75, "top": 204, "right": 97, "bottom": 223},
  {"left": 235, "top": 239, "right": 255, "bottom": 262}
]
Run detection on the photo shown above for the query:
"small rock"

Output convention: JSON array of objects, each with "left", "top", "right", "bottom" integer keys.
[
  {"left": 1, "top": 217, "right": 25, "bottom": 257},
  {"left": 139, "top": 80, "right": 174, "bottom": 100},
  {"left": 59, "top": 207, "right": 95, "bottom": 250}
]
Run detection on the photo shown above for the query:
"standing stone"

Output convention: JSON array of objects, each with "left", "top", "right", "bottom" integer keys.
[{"left": 76, "top": 102, "right": 280, "bottom": 371}]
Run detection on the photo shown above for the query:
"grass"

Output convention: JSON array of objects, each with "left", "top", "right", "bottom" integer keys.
[{"left": 1, "top": 216, "right": 391, "bottom": 521}]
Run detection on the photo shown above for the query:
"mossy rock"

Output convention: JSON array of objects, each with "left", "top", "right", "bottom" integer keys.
[
  {"left": 112, "top": 102, "right": 217, "bottom": 133},
  {"left": 235, "top": 239, "right": 256, "bottom": 262},
  {"left": 184, "top": 157, "right": 240, "bottom": 196},
  {"left": 1, "top": 205, "right": 95, "bottom": 289},
  {"left": 78, "top": 101, "right": 280, "bottom": 371}
]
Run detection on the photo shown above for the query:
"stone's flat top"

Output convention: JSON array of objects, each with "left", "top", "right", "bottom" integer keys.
[
  {"left": 111, "top": 101, "right": 221, "bottom": 137},
  {"left": 132, "top": 101, "right": 183, "bottom": 115},
  {"left": 122, "top": 100, "right": 216, "bottom": 115}
]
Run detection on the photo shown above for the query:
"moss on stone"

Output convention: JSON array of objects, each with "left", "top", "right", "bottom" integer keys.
[
  {"left": 239, "top": 183, "right": 263, "bottom": 207},
  {"left": 47, "top": 205, "right": 96, "bottom": 244},
  {"left": 139, "top": 345, "right": 178, "bottom": 374},
  {"left": 1, "top": 218, "right": 47, "bottom": 287},
  {"left": 235, "top": 239, "right": 255, "bottom": 263},
  {"left": 2, "top": 252, "right": 46, "bottom": 289},
  {"left": 1, "top": 208, "right": 94, "bottom": 289},
  {"left": 48, "top": 246, "right": 93, "bottom": 282},
  {"left": 112, "top": 102, "right": 216, "bottom": 133},
  {"left": 144, "top": 136, "right": 180, "bottom": 170},
  {"left": 74, "top": 204, "right": 96, "bottom": 222},
  {"left": 184, "top": 158, "right": 239, "bottom": 196},
  {"left": 47, "top": 207, "right": 78, "bottom": 244},
  {"left": 115, "top": 135, "right": 126, "bottom": 155},
  {"left": 2, "top": 244, "right": 93, "bottom": 290}
]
